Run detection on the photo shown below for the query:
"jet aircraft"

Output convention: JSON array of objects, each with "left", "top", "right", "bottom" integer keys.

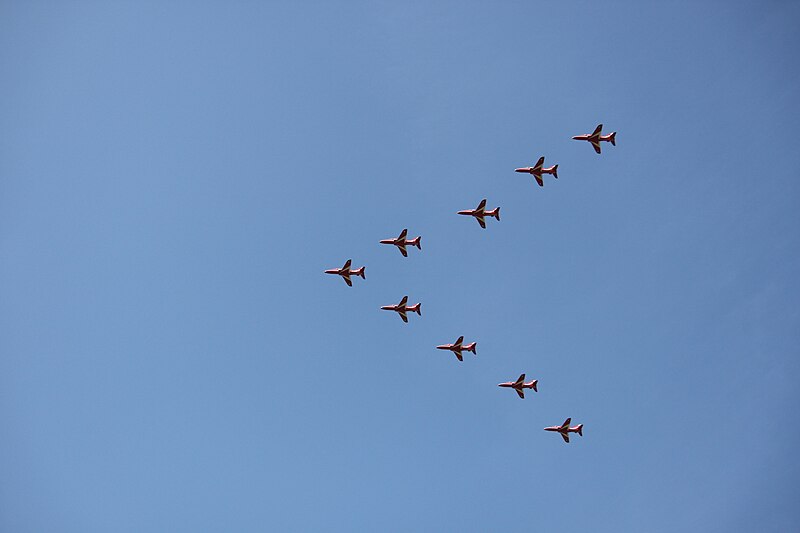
[
  {"left": 381, "top": 296, "right": 421, "bottom": 323},
  {"left": 324, "top": 259, "right": 365, "bottom": 287},
  {"left": 457, "top": 199, "right": 500, "bottom": 229},
  {"left": 380, "top": 228, "right": 422, "bottom": 257},
  {"left": 544, "top": 418, "right": 584, "bottom": 443},
  {"left": 572, "top": 123, "right": 616, "bottom": 154},
  {"left": 497, "top": 373, "right": 538, "bottom": 399},
  {"left": 436, "top": 336, "right": 477, "bottom": 361},
  {"left": 515, "top": 156, "right": 559, "bottom": 187}
]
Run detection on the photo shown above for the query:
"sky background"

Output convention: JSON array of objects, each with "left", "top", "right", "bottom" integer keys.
[{"left": 2, "top": 1, "right": 799, "bottom": 531}]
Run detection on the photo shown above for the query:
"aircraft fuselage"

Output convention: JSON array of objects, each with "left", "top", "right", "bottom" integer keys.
[
  {"left": 514, "top": 165, "right": 558, "bottom": 176},
  {"left": 436, "top": 342, "right": 475, "bottom": 352},
  {"left": 380, "top": 238, "right": 416, "bottom": 246},
  {"left": 544, "top": 425, "right": 582, "bottom": 434},
  {"left": 572, "top": 133, "right": 614, "bottom": 142},
  {"left": 458, "top": 208, "right": 499, "bottom": 217},
  {"left": 498, "top": 381, "right": 536, "bottom": 390}
]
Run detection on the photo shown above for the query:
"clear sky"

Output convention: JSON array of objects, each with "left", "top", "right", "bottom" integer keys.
[{"left": 2, "top": 1, "right": 799, "bottom": 531}]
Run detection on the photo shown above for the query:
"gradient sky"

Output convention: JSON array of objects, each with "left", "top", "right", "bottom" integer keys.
[{"left": 2, "top": 2, "right": 799, "bottom": 532}]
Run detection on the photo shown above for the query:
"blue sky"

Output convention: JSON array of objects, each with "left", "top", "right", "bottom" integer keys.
[{"left": 2, "top": 1, "right": 799, "bottom": 531}]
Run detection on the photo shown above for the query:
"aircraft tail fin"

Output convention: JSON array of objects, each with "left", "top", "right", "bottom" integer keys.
[
  {"left": 576, "top": 424, "right": 583, "bottom": 436},
  {"left": 355, "top": 266, "right": 365, "bottom": 279},
  {"left": 410, "top": 303, "right": 421, "bottom": 316},
  {"left": 465, "top": 342, "right": 477, "bottom": 355},
  {"left": 609, "top": 132, "right": 616, "bottom": 146},
  {"left": 552, "top": 165, "right": 558, "bottom": 179},
  {"left": 493, "top": 207, "right": 500, "bottom": 221},
  {"left": 412, "top": 236, "right": 421, "bottom": 250},
  {"left": 531, "top": 379, "right": 538, "bottom": 393}
]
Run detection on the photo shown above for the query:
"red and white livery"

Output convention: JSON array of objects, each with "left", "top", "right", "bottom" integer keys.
[
  {"left": 544, "top": 418, "right": 584, "bottom": 443},
  {"left": 515, "top": 156, "right": 559, "bottom": 187},
  {"left": 436, "top": 336, "right": 477, "bottom": 362},
  {"left": 380, "top": 228, "right": 422, "bottom": 257},
  {"left": 497, "top": 373, "right": 538, "bottom": 399},
  {"left": 324, "top": 259, "right": 365, "bottom": 287},
  {"left": 572, "top": 123, "right": 616, "bottom": 154},
  {"left": 457, "top": 199, "right": 500, "bottom": 229},
  {"left": 381, "top": 296, "right": 421, "bottom": 323}
]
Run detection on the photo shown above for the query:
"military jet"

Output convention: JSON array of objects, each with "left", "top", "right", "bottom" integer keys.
[
  {"left": 572, "top": 123, "right": 616, "bottom": 154},
  {"left": 457, "top": 199, "right": 500, "bottom": 229},
  {"left": 380, "top": 228, "right": 422, "bottom": 257},
  {"left": 324, "top": 259, "right": 365, "bottom": 287},
  {"left": 497, "top": 373, "right": 538, "bottom": 399},
  {"left": 381, "top": 296, "right": 421, "bottom": 323},
  {"left": 515, "top": 156, "right": 559, "bottom": 187},
  {"left": 436, "top": 336, "right": 477, "bottom": 361},
  {"left": 544, "top": 418, "right": 584, "bottom": 443}
]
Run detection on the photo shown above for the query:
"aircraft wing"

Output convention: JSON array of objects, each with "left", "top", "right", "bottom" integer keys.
[
  {"left": 476, "top": 216, "right": 486, "bottom": 229},
  {"left": 515, "top": 374, "right": 525, "bottom": 386},
  {"left": 455, "top": 336, "right": 464, "bottom": 346},
  {"left": 454, "top": 350, "right": 463, "bottom": 362},
  {"left": 515, "top": 389, "right": 525, "bottom": 399},
  {"left": 591, "top": 141, "right": 602, "bottom": 154},
  {"left": 343, "top": 259, "right": 351, "bottom": 270},
  {"left": 398, "top": 244, "right": 407, "bottom": 257},
  {"left": 534, "top": 175, "right": 544, "bottom": 187},
  {"left": 561, "top": 418, "right": 571, "bottom": 429},
  {"left": 476, "top": 198, "right": 487, "bottom": 211},
  {"left": 399, "top": 310, "right": 408, "bottom": 323},
  {"left": 592, "top": 123, "right": 603, "bottom": 136},
  {"left": 561, "top": 432, "right": 570, "bottom": 443},
  {"left": 342, "top": 274, "right": 352, "bottom": 286},
  {"left": 398, "top": 228, "right": 407, "bottom": 240},
  {"left": 534, "top": 156, "right": 545, "bottom": 170},
  {"left": 399, "top": 296, "right": 408, "bottom": 306}
]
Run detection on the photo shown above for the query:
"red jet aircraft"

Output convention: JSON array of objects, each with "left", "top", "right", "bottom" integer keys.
[
  {"left": 381, "top": 296, "right": 421, "bottom": 323},
  {"left": 457, "top": 199, "right": 500, "bottom": 229},
  {"left": 436, "top": 336, "right": 477, "bottom": 361},
  {"left": 544, "top": 418, "right": 584, "bottom": 443},
  {"left": 380, "top": 228, "right": 422, "bottom": 257},
  {"left": 324, "top": 259, "right": 365, "bottom": 286},
  {"left": 497, "top": 373, "right": 538, "bottom": 399},
  {"left": 572, "top": 123, "right": 616, "bottom": 154},
  {"left": 515, "top": 156, "right": 559, "bottom": 187}
]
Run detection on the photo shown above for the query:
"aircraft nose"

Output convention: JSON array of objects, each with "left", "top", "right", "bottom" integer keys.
[
  {"left": 514, "top": 168, "right": 526, "bottom": 173},
  {"left": 571, "top": 136, "right": 580, "bottom": 140},
  {"left": 436, "top": 345, "right": 447, "bottom": 350}
]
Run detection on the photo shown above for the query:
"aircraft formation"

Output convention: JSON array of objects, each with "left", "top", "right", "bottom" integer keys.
[{"left": 325, "top": 124, "right": 617, "bottom": 444}]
